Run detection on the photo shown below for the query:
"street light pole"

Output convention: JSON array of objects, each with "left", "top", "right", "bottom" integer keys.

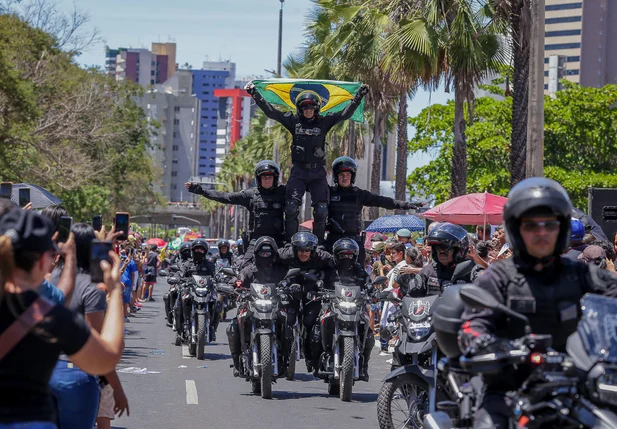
[
  {"left": 273, "top": 0, "right": 284, "bottom": 164},
  {"left": 526, "top": 0, "right": 545, "bottom": 177}
]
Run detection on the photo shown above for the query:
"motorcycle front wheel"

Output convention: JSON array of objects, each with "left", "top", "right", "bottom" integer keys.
[
  {"left": 340, "top": 336, "right": 355, "bottom": 402},
  {"left": 260, "top": 335, "right": 273, "bottom": 399},
  {"left": 196, "top": 313, "right": 206, "bottom": 360},
  {"left": 377, "top": 374, "right": 430, "bottom": 429}
]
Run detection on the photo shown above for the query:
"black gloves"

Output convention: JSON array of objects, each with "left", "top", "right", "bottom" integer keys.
[
  {"left": 289, "top": 283, "right": 301, "bottom": 294},
  {"left": 244, "top": 82, "right": 257, "bottom": 96},
  {"left": 404, "top": 202, "right": 418, "bottom": 211},
  {"left": 358, "top": 84, "right": 369, "bottom": 97},
  {"left": 187, "top": 183, "right": 203, "bottom": 194}
]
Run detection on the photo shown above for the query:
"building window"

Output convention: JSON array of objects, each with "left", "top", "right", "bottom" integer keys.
[
  {"left": 172, "top": 159, "right": 179, "bottom": 164},
  {"left": 200, "top": 156, "right": 207, "bottom": 160},
  {"left": 544, "top": 84, "right": 548, "bottom": 90},
  {"left": 545, "top": 2, "right": 581, "bottom": 11},
  {"left": 173, "top": 132, "right": 177, "bottom": 137},
  {"left": 567, "top": 69, "right": 580, "bottom": 75},
  {"left": 545, "top": 29, "right": 581, "bottom": 37},
  {"left": 544, "top": 71, "right": 549, "bottom": 76},
  {"left": 211, "top": 116, "right": 217, "bottom": 120},
  {"left": 172, "top": 184, "right": 177, "bottom": 190},
  {"left": 567, "top": 56, "right": 580, "bottom": 62},
  {"left": 171, "top": 171, "right": 178, "bottom": 177},
  {"left": 174, "top": 119, "right": 180, "bottom": 125},
  {"left": 545, "top": 16, "right": 582, "bottom": 24},
  {"left": 174, "top": 106, "right": 180, "bottom": 112},
  {"left": 545, "top": 43, "right": 581, "bottom": 50},
  {"left": 172, "top": 145, "right": 179, "bottom": 151}
]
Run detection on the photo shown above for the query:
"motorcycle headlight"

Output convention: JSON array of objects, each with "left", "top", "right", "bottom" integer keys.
[
  {"left": 408, "top": 321, "right": 431, "bottom": 341},
  {"left": 195, "top": 287, "right": 209, "bottom": 297},
  {"left": 338, "top": 301, "right": 358, "bottom": 315},
  {"left": 254, "top": 299, "right": 273, "bottom": 313}
]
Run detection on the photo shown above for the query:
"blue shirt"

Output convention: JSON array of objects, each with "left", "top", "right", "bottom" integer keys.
[
  {"left": 121, "top": 259, "right": 138, "bottom": 289},
  {"left": 37, "top": 279, "right": 65, "bottom": 305}
]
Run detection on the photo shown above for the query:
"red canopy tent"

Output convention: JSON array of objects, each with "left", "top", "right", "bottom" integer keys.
[{"left": 422, "top": 192, "right": 508, "bottom": 225}]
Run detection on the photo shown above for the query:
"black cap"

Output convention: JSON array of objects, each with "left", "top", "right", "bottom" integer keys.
[{"left": 0, "top": 209, "right": 58, "bottom": 253}]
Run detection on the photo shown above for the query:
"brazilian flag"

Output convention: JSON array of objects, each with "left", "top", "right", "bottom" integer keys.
[
  {"left": 252, "top": 79, "right": 365, "bottom": 123},
  {"left": 168, "top": 235, "right": 184, "bottom": 251}
]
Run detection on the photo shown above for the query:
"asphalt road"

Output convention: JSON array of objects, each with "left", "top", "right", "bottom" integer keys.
[{"left": 112, "top": 281, "right": 392, "bottom": 429}]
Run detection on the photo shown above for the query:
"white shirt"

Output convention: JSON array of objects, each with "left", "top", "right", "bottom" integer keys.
[{"left": 380, "top": 260, "right": 407, "bottom": 328}]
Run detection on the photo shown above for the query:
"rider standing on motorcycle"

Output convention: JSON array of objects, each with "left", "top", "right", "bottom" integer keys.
[
  {"left": 458, "top": 177, "right": 617, "bottom": 429},
  {"left": 411, "top": 223, "right": 483, "bottom": 297},
  {"left": 326, "top": 156, "right": 418, "bottom": 261},
  {"left": 185, "top": 160, "right": 286, "bottom": 264},
  {"left": 227, "top": 236, "right": 290, "bottom": 376},
  {"left": 278, "top": 231, "right": 333, "bottom": 373},
  {"left": 313, "top": 238, "right": 376, "bottom": 380},
  {"left": 245, "top": 82, "right": 369, "bottom": 243}
]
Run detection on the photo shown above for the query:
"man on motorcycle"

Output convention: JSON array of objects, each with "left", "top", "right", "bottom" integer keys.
[
  {"left": 214, "top": 239, "right": 234, "bottom": 265},
  {"left": 163, "top": 242, "right": 192, "bottom": 328},
  {"left": 326, "top": 156, "right": 418, "bottom": 261},
  {"left": 313, "top": 238, "right": 376, "bottom": 380},
  {"left": 411, "top": 223, "right": 483, "bottom": 297},
  {"left": 458, "top": 177, "right": 617, "bottom": 429},
  {"left": 278, "top": 231, "right": 333, "bottom": 373},
  {"left": 185, "top": 160, "right": 286, "bottom": 266},
  {"left": 245, "top": 82, "right": 369, "bottom": 243},
  {"left": 227, "top": 236, "right": 291, "bottom": 376}
]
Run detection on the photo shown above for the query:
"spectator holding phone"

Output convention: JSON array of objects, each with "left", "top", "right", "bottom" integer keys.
[
  {"left": 0, "top": 209, "right": 124, "bottom": 429},
  {"left": 140, "top": 244, "right": 160, "bottom": 302}
]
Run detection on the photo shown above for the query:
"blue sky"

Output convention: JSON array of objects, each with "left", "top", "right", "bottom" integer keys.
[{"left": 59, "top": 0, "right": 451, "bottom": 170}]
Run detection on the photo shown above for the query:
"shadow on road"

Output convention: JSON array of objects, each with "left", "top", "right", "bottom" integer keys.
[
  {"left": 204, "top": 352, "right": 231, "bottom": 361},
  {"left": 260, "top": 391, "right": 378, "bottom": 403}
]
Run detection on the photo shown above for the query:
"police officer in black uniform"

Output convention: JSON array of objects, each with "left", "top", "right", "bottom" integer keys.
[
  {"left": 186, "top": 160, "right": 286, "bottom": 264},
  {"left": 213, "top": 239, "right": 234, "bottom": 267},
  {"left": 327, "top": 156, "right": 418, "bottom": 260},
  {"left": 163, "top": 242, "right": 192, "bottom": 328},
  {"left": 312, "top": 238, "right": 376, "bottom": 380},
  {"left": 411, "top": 223, "right": 483, "bottom": 297},
  {"left": 227, "top": 236, "right": 291, "bottom": 376},
  {"left": 278, "top": 231, "right": 333, "bottom": 372},
  {"left": 458, "top": 178, "right": 617, "bottom": 429},
  {"left": 244, "top": 82, "right": 369, "bottom": 243}
]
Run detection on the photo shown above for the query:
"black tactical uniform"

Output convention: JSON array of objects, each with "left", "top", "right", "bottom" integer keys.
[
  {"left": 458, "top": 178, "right": 617, "bottom": 429},
  {"left": 187, "top": 161, "right": 286, "bottom": 264},
  {"left": 411, "top": 223, "right": 482, "bottom": 296},
  {"left": 246, "top": 83, "right": 368, "bottom": 242},
  {"left": 164, "top": 242, "right": 192, "bottom": 327},
  {"left": 312, "top": 239, "right": 376, "bottom": 380},
  {"left": 326, "top": 156, "right": 416, "bottom": 261},
  {"left": 277, "top": 232, "right": 333, "bottom": 371}
]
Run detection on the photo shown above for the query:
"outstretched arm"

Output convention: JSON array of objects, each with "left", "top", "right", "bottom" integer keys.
[
  {"left": 245, "top": 82, "right": 295, "bottom": 131},
  {"left": 184, "top": 183, "right": 252, "bottom": 209},
  {"left": 323, "top": 84, "right": 369, "bottom": 130},
  {"left": 359, "top": 189, "right": 416, "bottom": 211}
]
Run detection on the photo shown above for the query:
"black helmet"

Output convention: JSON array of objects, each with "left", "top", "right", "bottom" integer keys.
[
  {"left": 254, "top": 236, "right": 278, "bottom": 268},
  {"left": 254, "top": 160, "right": 280, "bottom": 189},
  {"left": 191, "top": 238, "right": 209, "bottom": 262},
  {"left": 504, "top": 177, "right": 573, "bottom": 261},
  {"left": 179, "top": 242, "right": 192, "bottom": 260},
  {"left": 218, "top": 239, "right": 230, "bottom": 250},
  {"left": 332, "top": 238, "right": 359, "bottom": 269},
  {"left": 295, "top": 91, "right": 321, "bottom": 116},
  {"left": 291, "top": 231, "right": 318, "bottom": 258},
  {"left": 426, "top": 223, "right": 469, "bottom": 264},
  {"left": 332, "top": 156, "right": 358, "bottom": 186}
]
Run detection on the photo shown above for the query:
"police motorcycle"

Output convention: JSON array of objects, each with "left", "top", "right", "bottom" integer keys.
[
  {"left": 222, "top": 266, "right": 302, "bottom": 399},
  {"left": 377, "top": 286, "right": 460, "bottom": 428},
  {"left": 422, "top": 285, "right": 617, "bottom": 429},
  {"left": 314, "top": 275, "right": 387, "bottom": 402}
]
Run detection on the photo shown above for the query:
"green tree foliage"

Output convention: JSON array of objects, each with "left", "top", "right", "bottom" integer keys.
[
  {"left": 408, "top": 81, "right": 617, "bottom": 209},
  {"left": 0, "top": 14, "right": 162, "bottom": 221}
]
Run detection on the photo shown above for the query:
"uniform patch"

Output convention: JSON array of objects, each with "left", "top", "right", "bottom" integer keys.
[{"left": 507, "top": 296, "right": 537, "bottom": 313}]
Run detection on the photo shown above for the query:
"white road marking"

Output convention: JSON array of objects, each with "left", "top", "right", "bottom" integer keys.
[
  {"left": 182, "top": 345, "right": 191, "bottom": 359},
  {"left": 185, "top": 380, "right": 198, "bottom": 405}
]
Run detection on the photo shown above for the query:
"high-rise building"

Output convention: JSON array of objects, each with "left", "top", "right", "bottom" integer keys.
[
  {"left": 138, "top": 70, "right": 200, "bottom": 202},
  {"left": 105, "top": 43, "right": 177, "bottom": 87},
  {"left": 544, "top": 0, "right": 616, "bottom": 90},
  {"left": 190, "top": 61, "right": 236, "bottom": 177}
]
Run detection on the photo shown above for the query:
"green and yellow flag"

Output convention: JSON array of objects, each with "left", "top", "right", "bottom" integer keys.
[
  {"left": 168, "top": 235, "right": 184, "bottom": 251},
  {"left": 252, "top": 79, "right": 365, "bottom": 123}
]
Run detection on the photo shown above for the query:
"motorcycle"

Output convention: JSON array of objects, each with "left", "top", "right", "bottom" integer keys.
[
  {"left": 223, "top": 267, "right": 301, "bottom": 399},
  {"left": 313, "top": 276, "right": 384, "bottom": 402},
  {"left": 377, "top": 290, "right": 458, "bottom": 427},
  {"left": 423, "top": 285, "right": 617, "bottom": 429}
]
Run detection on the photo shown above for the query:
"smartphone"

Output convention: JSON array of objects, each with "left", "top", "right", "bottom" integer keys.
[
  {"left": 18, "top": 188, "right": 30, "bottom": 207},
  {"left": 0, "top": 182, "right": 12, "bottom": 199},
  {"left": 92, "top": 215, "right": 103, "bottom": 232},
  {"left": 58, "top": 216, "right": 73, "bottom": 243},
  {"left": 114, "top": 212, "right": 130, "bottom": 241},
  {"left": 90, "top": 240, "right": 113, "bottom": 283}
]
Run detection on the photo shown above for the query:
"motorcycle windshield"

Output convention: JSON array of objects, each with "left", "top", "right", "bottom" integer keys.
[
  {"left": 402, "top": 295, "right": 439, "bottom": 322},
  {"left": 578, "top": 294, "right": 617, "bottom": 364},
  {"left": 334, "top": 284, "right": 362, "bottom": 302},
  {"left": 251, "top": 283, "right": 275, "bottom": 299},
  {"left": 215, "top": 259, "right": 230, "bottom": 271},
  {"left": 192, "top": 275, "right": 211, "bottom": 287}
]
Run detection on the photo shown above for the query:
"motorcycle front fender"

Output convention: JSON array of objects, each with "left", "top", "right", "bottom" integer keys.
[
  {"left": 423, "top": 411, "right": 454, "bottom": 429},
  {"left": 382, "top": 363, "right": 435, "bottom": 387}
]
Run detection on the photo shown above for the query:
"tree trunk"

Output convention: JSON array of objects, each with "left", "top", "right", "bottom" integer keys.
[
  {"left": 450, "top": 84, "right": 467, "bottom": 198},
  {"left": 369, "top": 110, "right": 383, "bottom": 220},
  {"left": 348, "top": 120, "right": 355, "bottom": 159},
  {"left": 395, "top": 89, "right": 408, "bottom": 210},
  {"left": 510, "top": 0, "right": 531, "bottom": 186}
]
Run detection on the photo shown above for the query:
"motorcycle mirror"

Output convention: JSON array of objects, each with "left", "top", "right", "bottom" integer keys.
[
  {"left": 372, "top": 276, "right": 388, "bottom": 286},
  {"left": 159, "top": 270, "right": 169, "bottom": 277},
  {"left": 222, "top": 267, "right": 235, "bottom": 277},
  {"left": 164, "top": 258, "right": 172, "bottom": 264},
  {"left": 285, "top": 267, "right": 301, "bottom": 279},
  {"left": 459, "top": 284, "right": 531, "bottom": 331}
]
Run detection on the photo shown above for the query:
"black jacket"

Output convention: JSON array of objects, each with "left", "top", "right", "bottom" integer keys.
[
  {"left": 180, "top": 259, "right": 216, "bottom": 278},
  {"left": 277, "top": 244, "right": 333, "bottom": 271},
  {"left": 190, "top": 185, "right": 286, "bottom": 242},
  {"left": 323, "top": 263, "right": 369, "bottom": 290},
  {"left": 253, "top": 93, "right": 363, "bottom": 165},
  {"left": 327, "top": 185, "right": 411, "bottom": 237},
  {"left": 411, "top": 260, "right": 483, "bottom": 297},
  {"left": 238, "top": 263, "right": 289, "bottom": 286}
]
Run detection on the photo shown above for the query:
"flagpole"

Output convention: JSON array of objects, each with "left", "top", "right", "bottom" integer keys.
[{"left": 273, "top": 0, "right": 284, "bottom": 163}]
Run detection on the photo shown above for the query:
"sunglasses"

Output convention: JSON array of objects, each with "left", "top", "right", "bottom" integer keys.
[
  {"left": 297, "top": 248, "right": 312, "bottom": 253},
  {"left": 520, "top": 220, "right": 561, "bottom": 232},
  {"left": 433, "top": 244, "right": 453, "bottom": 252}
]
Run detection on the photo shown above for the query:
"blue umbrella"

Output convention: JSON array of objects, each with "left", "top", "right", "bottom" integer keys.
[
  {"left": 365, "top": 215, "right": 425, "bottom": 233},
  {"left": 10, "top": 183, "right": 62, "bottom": 209}
]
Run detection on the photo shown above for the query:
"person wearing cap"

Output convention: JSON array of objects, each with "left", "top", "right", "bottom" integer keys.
[
  {"left": 244, "top": 82, "right": 369, "bottom": 243},
  {"left": 371, "top": 232, "right": 387, "bottom": 243},
  {"left": 396, "top": 228, "right": 413, "bottom": 245},
  {"left": 577, "top": 245, "right": 610, "bottom": 269},
  {"left": 563, "top": 218, "right": 587, "bottom": 261},
  {"left": 326, "top": 156, "right": 420, "bottom": 261},
  {"left": 0, "top": 209, "right": 125, "bottom": 429},
  {"left": 458, "top": 178, "right": 617, "bottom": 429}
]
